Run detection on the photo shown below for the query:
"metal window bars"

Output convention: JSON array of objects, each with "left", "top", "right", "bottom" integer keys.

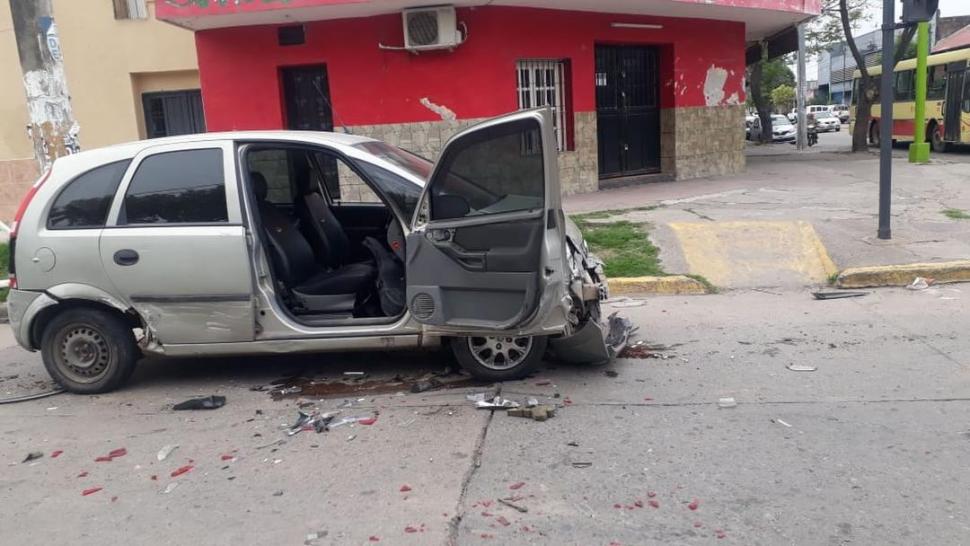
[{"left": 516, "top": 60, "right": 568, "bottom": 152}]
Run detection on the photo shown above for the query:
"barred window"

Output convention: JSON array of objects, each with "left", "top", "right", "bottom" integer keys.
[
  {"left": 516, "top": 59, "right": 571, "bottom": 151},
  {"left": 113, "top": 0, "right": 148, "bottom": 20}
]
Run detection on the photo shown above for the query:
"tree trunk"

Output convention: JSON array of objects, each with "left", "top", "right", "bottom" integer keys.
[
  {"left": 852, "top": 75, "right": 874, "bottom": 151},
  {"left": 749, "top": 61, "right": 774, "bottom": 143}
]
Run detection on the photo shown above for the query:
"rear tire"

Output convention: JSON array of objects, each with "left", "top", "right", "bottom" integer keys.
[
  {"left": 40, "top": 308, "right": 138, "bottom": 394},
  {"left": 450, "top": 335, "right": 547, "bottom": 382}
]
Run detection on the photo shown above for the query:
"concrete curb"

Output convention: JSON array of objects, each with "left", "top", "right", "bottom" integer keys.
[
  {"left": 836, "top": 260, "right": 970, "bottom": 289},
  {"left": 608, "top": 275, "right": 710, "bottom": 296}
]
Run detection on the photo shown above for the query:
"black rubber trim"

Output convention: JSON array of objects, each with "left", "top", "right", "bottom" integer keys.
[{"left": 129, "top": 294, "right": 251, "bottom": 303}]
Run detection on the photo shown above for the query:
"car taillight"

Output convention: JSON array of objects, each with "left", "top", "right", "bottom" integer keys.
[{"left": 8, "top": 167, "right": 51, "bottom": 290}]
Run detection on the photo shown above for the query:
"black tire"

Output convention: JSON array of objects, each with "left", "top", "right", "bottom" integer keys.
[
  {"left": 450, "top": 335, "right": 547, "bottom": 382},
  {"left": 930, "top": 123, "right": 949, "bottom": 153},
  {"left": 40, "top": 308, "right": 138, "bottom": 394}
]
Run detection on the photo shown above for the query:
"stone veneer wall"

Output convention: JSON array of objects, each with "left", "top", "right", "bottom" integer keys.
[
  {"left": 0, "top": 158, "right": 40, "bottom": 223},
  {"left": 671, "top": 105, "right": 746, "bottom": 180},
  {"left": 337, "top": 110, "right": 599, "bottom": 199}
]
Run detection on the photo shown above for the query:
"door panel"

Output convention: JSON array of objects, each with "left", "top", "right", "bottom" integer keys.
[
  {"left": 100, "top": 141, "right": 255, "bottom": 345},
  {"left": 944, "top": 64, "right": 966, "bottom": 142},
  {"left": 406, "top": 109, "right": 568, "bottom": 334},
  {"left": 595, "top": 45, "right": 661, "bottom": 178}
]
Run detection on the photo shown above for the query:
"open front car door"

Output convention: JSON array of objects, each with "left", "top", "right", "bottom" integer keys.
[{"left": 406, "top": 109, "right": 570, "bottom": 336}]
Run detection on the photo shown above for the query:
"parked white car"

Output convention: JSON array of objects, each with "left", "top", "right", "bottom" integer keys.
[
  {"left": 770, "top": 115, "right": 797, "bottom": 142},
  {"left": 6, "top": 109, "right": 628, "bottom": 393}
]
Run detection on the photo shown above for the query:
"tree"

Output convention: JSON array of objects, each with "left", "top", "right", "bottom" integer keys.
[
  {"left": 839, "top": 0, "right": 916, "bottom": 151},
  {"left": 747, "top": 57, "right": 796, "bottom": 143},
  {"left": 771, "top": 84, "right": 796, "bottom": 112}
]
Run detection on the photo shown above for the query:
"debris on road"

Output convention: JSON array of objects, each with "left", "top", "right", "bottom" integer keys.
[
  {"left": 50, "top": 450, "right": 63, "bottom": 458},
  {"left": 812, "top": 291, "right": 867, "bottom": 300},
  {"left": 688, "top": 499, "right": 700, "bottom": 511},
  {"left": 786, "top": 364, "right": 817, "bottom": 372},
  {"left": 163, "top": 482, "right": 179, "bottom": 494},
  {"left": 170, "top": 465, "right": 194, "bottom": 478},
  {"left": 608, "top": 297, "right": 646, "bottom": 308},
  {"left": 717, "top": 397, "right": 737, "bottom": 409},
  {"left": 571, "top": 462, "right": 592, "bottom": 468},
  {"left": 95, "top": 448, "right": 127, "bottom": 462},
  {"left": 475, "top": 396, "right": 520, "bottom": 410},
  {"left": 172, "top": 395, "right": 226, "bottom": 411},
  {"left": 774, "top": 419, "right": 793, "bottom": 428},
  {"left": 509, "top": 481, "right": 526, "bottom": 490},
  {"left": 81, "top": 487, "right": 103, "bottom": 496},
  {"left": 508, "top": 405, "right": 556, "bottom": 421},
  {"left": 604, "top": 370, "right": 618, "bottom": 378},
  {"left": 157, "top": 444, "right": 178, "bottom": 461},
  {"left": 410, "top": 378, "right": 442, "bottom": 393},
  {"left": 22, "top": 451, "right": 43, "bottom": 463},
  {"left": 498, "top": 498, "right": 528, "bottom": 512},
  {"left": 343, "top": 371, "right": 366, "bottom": 376},
  {"left": 907, "top": 277, "right": 934, "bottom": 290},
  {"left": 399, "top": 484, "right": 412, "bottom": 492}
]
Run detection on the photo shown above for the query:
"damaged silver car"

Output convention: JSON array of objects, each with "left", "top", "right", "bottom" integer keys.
[{"left": 6, "top": 109, "right": 629, "bottom": 393}]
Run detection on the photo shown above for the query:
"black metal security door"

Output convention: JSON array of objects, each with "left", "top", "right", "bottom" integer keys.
[
  {"left": 595, "top": 45, "right": 661, "bottom": 178},
  {"left": 142, "top": 90, "right": 206, "bottom": 139},
  {"left": 281, "top": 65, "right": 334, "bottom": 131},
  {"left": 943, "top": 62, "right": 966, "bottom": 142}
]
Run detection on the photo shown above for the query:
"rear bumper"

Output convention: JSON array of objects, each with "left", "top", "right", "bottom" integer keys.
[{"left": 5, "top": 289, "right": 51, "bottom": 350}]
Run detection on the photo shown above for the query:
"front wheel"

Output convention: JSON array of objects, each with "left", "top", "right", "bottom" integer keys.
[
  {"left": 40, "top": 308, "right": 138, "bottom": 394},
  {"left": 450, "top": 335, "right": 547, "bottom": 381},
  {"left": 930, "top": 124, "right": 949, "bottom": 153}
]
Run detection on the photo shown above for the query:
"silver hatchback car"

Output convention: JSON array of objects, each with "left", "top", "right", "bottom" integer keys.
[{"left": 7, "top": 109, "right": 625, "bottom": 393}]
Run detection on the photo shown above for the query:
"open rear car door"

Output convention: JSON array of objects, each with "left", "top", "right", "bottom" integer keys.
[{"left": 405, "top": 109, "right": 569, "bottom": 336}]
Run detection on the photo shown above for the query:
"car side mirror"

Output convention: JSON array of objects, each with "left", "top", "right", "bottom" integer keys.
[{"left": 433, "top": 194, "right": 471, "bottom": 220}]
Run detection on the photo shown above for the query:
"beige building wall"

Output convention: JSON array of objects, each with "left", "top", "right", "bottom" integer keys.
[
  {"left": 1, "top": 0, "right": 200, "bottom": 221},
  {"left": 54, "top": 0, "right": 199, "bottom": 148}
]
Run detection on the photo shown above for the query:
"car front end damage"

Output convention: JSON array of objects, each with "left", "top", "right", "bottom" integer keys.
[{"left": 548, "top": 218, "right": 635, "bottom": 364}]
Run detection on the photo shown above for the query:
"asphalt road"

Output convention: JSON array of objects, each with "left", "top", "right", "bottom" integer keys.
[{"left": 1, "top": 287, "right": 968, "bottom": 545}]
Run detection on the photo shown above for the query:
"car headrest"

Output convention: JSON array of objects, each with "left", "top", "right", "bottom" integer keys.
[{"left": 250, "top": 172, "right": 268, "bottom": 202}]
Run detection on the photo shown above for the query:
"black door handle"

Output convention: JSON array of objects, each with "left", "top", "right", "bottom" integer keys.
[{"left": 113, "top": 249, "right": 139, "bottom": 266}]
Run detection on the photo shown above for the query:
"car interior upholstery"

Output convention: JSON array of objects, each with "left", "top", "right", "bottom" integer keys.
[{"left": 247, "top": 148, "right": 406, "bottom": 321}]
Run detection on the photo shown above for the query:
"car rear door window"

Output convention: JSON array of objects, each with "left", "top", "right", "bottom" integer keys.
[
  {"left": 121, "top": 148, "right": 227, "bottom": 225},
  {"left": 47, "top": 160, "right": 131, "bottom": 229}
]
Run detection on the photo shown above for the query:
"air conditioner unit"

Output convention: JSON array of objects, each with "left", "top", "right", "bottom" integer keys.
[{"left": 403, "top": 6, "right": 463, "bottom": 51}]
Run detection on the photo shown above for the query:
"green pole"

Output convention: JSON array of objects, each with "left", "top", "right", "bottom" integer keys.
[{"left": 909, "top": 21, "right": 930, "bottom": 163}]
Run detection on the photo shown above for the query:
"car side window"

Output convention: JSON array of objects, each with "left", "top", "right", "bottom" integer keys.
[
  {"left": 247, "top": 149, "right": 294, "bottom": 205},
  {"left": 47, "top": 160, "right": 131, "bottom": 229},
  {"left": 313, "top": 151, "right": 382, "bottom": 204},
  {"left": 430, "top": 119, "right": 544, "bottom": 221},
  {"left": 121, "top": 148, "right": 228, "bottom": 225}
]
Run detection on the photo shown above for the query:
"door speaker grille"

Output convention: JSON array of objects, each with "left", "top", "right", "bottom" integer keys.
[{"left": 411, "top": 293, "right": 435, "bottom": 319}]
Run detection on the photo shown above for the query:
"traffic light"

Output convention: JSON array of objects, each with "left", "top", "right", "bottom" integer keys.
[{"left": 902, "top": 0, "right": 938, "bottom": 23}]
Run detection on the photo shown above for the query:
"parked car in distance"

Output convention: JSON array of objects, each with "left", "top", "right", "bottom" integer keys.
[
  {"left": 6, "top": 109, "right": 628, "bottom": 393},
  {"left": 788, "top": 105, "right": 832, "bottom": 123},
  {"left": 829, "top": 104, "right": 850, "bottom": 123},
  {"left": 814, "top": 111, "right": 841, "bottom": 132},
  {"left": 770, "top": 114, "right": 797, "bottom": 142}
]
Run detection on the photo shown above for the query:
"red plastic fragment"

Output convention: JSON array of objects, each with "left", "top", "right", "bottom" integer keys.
[
  {"left": 715, "top": 529, "right": 726, "bottom": 539},
  {"left": 108, "top": 448, "right": 127, "bottom": 458},
  {"left": 94, "top": 456, "right": 112, "bottom": 462},
  {"left": 496, "top": 516, "right": 511, "bottom": 527},
  {"left": 634, "top": 499, "right": 644, "bottom": 508},
  {"left": 535, "top": 380, "right": 551, "bottom": 386},
  {"left": 77, "top": 471, "right": 88, "bottom": 478},
  {"left": 399, "top": 484, "right": 412, "bottom": 492},
  {"left": 221, "top": 454, "right": 235, "bottom": 461},
  {"left": 563, "top": 398, "right": 573, "bottom": 405},
  {"left": 150, "top": 475, "right": 158, "bottom": 481},
  {"left": 613, "top": 503, "right": 622, "bottom": 509},
  {"left": 693, "top": 521, "right": 703, "bottom": 528},
  {"left": 644, "top": 397, "right": 654, "bottom": 401},
  {"left": 509, "top": 482, "right": 526, "bottom": 490},
  {"left": 111, "top": 496, "right": 118, "bottom": 502},
  {"left": 81, "top": 487, "right": 102, "bottom": 496},
  {"left": 170, "top": 465, "right": 194, "bottom": 478},
  {"left": 480, "top": 500, "right": 493, "bottom": 507},
  {"left": 647, "top": 491, "right": 657, "bottom": 498},
  {"left": 480, "top": 533, "right": 494, "bottom": 539},
  {"left": 481, "top": 511, "right": 493, "bottom": 517},
  {"left": 404, "top": 525, "right": 418, "bottom": 534},
  {"left": 648, "top": 500, "right": 660, "bottom": 509},
  {"left": 358, "top": 417, "right": 377, "bottom": 425},
  {"left": 368, "top": 537, "right": 380, "bottom": 542},
  {"left": 51, "top": 450, "right": 63, "bottom": 458},
  {"left": 688, "top": 499, "right": 699, "bottom": 511}
]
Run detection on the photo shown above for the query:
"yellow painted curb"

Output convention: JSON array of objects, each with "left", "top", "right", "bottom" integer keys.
[
  {"left": 608, "top": 275, "right": 710, "bottom": 296},
  {"left": 836, "top": 260, "right": 970, "bottom": 288}
]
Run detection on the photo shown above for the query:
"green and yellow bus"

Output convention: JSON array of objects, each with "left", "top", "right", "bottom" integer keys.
[{"left": 851, "top": 47, "right": 970, "bottom": 151}]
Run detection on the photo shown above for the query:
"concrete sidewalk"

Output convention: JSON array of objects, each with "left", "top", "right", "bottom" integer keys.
[{"left": 567, "top": 142, "right": 970, "bottom": 289}]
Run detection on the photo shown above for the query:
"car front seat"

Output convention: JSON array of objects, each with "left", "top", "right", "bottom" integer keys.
[
  {"left": 251, "top": 172, "right": 376, "bottom": 314},
  {"left": 299, "top": 190, "right": 354, "bottom": 266}
]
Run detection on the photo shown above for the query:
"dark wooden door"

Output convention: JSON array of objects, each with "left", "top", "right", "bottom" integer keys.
[
  {"left": 142, "top": 90, "right": 206, "bottom": 139},
  {"left": 281, "top": 65, "right": 334, "bottom": 132},
  {"left": 595, "top": 45, "right": 661, "bottom": 178}
]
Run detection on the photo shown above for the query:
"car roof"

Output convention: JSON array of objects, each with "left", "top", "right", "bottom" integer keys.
[{"left": 51, "top": 131, "right": 381, "bottom": 175}]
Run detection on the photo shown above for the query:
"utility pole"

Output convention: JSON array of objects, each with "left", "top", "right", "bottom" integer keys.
[
  {"left": 8, "top": 0, "right": 79, "bottom": 172},
  {"left": 877, "top": 0, "right": 895, "bottom": 240},
  {"left": 796, "top": 22, "right": 808, "bottom": 150},
  {"left": 908, "top": 21, "right": 930, "bottom": 164}
]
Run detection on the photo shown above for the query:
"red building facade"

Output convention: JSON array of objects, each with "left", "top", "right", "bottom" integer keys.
[{"left": 160, "top": 0, "right": 819, "bottom": 193}]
